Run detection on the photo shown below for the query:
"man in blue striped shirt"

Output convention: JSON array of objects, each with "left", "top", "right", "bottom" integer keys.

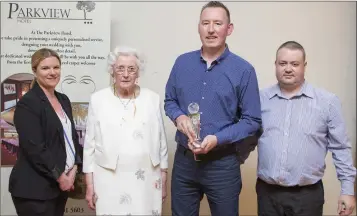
[
  {"left": 257, "top": 41, "right": 356, "bottom": 216},
  {"left": 164, "top": 1, "right": 261, "bottom": 216}
]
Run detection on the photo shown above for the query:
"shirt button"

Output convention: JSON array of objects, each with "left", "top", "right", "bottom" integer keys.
[
  {"left": 200, "top": 112, "right": 203, "bottom": 114},
  {"left": 202, "top": 97, "right": 204, "bottom": 99},
  {"left": 284, "top": 132, "right": 288, "bottom": 136},
  {"left": 203, "top": 82, "right": 206, "bottom": 85}
]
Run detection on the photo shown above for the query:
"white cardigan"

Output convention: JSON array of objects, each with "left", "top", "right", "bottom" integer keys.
[{"left": 82, "top": 87, "right": 168, "bottom": 173}]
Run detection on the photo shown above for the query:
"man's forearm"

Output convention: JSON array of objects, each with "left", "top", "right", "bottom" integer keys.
[
  {"left": 333, "top": 149, "right": 356, "bottom": 195},
  {"left": 215, "top": 66, "right": 262, "bottom": 145},
  {"left": 164, "top": 99, "right": 185, "bottom": 123},
  {"left": 215, "top": 116, "right": 261, "bottom": 145}
]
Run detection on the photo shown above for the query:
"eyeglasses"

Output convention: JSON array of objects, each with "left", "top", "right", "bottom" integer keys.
[{"left": 112, "top": 65, "right": 138, "bottom": 75}]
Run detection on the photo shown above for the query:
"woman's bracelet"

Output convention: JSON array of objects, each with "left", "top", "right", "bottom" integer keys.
[{"left": 160, "top": 168, "right": 168, "bottom": 173}]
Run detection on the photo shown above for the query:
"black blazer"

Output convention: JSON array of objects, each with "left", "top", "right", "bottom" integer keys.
[{"left": 9, "top": 81, "right": 82, "bottom": 200}]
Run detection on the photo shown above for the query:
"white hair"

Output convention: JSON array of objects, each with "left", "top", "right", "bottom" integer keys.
[{"left": 107, "top": 46, "right": 145, "bottom": 76}]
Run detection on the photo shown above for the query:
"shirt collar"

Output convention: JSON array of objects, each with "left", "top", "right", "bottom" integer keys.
[
  {"left": 300, "top": 81, "right": 314, "bottom": 98},
  {"left": 199, "top": 44, "right": 230, "bottom": 63},
  {"left": 268, "top": 81, "right": 314, "bottom": 99}
]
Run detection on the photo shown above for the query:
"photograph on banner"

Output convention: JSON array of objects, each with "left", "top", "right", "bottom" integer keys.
[
  {"left": 0, "top": 1, "right": 111, "bottom": 102},
  {"left": 0, "top": 73, "right": 33, "bottom": 166}
]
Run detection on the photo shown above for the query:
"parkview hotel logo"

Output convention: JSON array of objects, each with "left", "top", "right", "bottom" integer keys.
[{"left": 6, "top": 1, "right": 96, "bottom": 24}]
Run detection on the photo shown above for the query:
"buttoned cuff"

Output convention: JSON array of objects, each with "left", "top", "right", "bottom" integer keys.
[
  {"left": 172, "top": 110, "right": 185, "bottom": 124},
  {"left": 341, "top": 180, "right": 355, "bottom": 195},
  {"left": 215, "top": 132, "right": 228, "bottom": 145}
]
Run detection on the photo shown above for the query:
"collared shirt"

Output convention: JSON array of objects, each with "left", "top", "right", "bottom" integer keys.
[
  {"left": 164, "top": 46, "right": 262, "bottom": 149},
  {"left": 258, "top": 81, "right": 356, "bottom": 195}
]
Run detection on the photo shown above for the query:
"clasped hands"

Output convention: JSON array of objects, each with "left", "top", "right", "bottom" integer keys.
[
  {"left": 57, "top": 165, "right": 77, "bottom": 192},
  {"left": 176, "top": 115, "right": 217, "bottom": 154}
]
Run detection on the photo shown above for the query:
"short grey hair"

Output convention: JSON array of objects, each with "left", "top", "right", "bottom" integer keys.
[{"left": 107, "top": 46, "right": 145, "bottom": 75}]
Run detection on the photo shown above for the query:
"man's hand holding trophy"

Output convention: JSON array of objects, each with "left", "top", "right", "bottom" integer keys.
[
  {"left": 175, "top": 102, "right": 218, "bottom": 157},
  {"left": 187, "top": 102, "right": 218, "bottom": 155}
]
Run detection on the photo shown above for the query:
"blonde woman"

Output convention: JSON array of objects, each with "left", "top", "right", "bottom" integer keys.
[
  {"left": 9, "top": 48, "right": 82, "bottom": 216},
  {"left": 83, "top": 46, "right": 168, "bottom": 215}
]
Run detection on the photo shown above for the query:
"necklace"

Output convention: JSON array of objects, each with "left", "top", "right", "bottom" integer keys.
[
  {"left": 113, "top": 85, "right": 134, "bottom": 110},
  {"left": 118, "top": 97, "right": 132, "bottom": 110},
  {"left": 113, "top": 84, "right": 137, "bottom": 117}
]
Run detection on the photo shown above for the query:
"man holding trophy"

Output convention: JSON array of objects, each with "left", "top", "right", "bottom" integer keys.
[{"left": 164, "top": 1, "right": 262, "bottom": 216}]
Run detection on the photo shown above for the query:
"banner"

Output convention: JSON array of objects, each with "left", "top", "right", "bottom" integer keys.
[
  {"left": 1, "top": 1, "right": 111, "bottom": 101},
  {"left": 0, "top": 1, "right": 111, "bottom": 215}
]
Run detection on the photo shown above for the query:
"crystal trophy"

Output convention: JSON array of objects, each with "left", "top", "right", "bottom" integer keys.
[{"left": 188, "top": 102, "right": 202, "bottom": 148}]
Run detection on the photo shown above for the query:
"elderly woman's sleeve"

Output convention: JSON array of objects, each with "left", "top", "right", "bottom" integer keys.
[
  {"left": 157, "top": 103, "right": 168, "bottom": 169},
  {"left": 83, "top": 97, "right": 96, "bottom": 173}
]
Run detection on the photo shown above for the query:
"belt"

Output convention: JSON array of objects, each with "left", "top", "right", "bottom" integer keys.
[
  {"left": 257, "top": 178, "right": 323, "bottom": 190},
  {"left": 177, "top": 144, "right": 236, "bottom": 162}
]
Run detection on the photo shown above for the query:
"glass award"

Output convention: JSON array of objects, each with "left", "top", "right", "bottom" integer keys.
[{"left": 188, "top": 102, "right": 202, "bottom": 148}]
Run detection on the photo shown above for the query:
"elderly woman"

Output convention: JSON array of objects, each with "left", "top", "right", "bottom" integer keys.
[{"left": 83, "top": 46, "right": 168, "bottom": 215}]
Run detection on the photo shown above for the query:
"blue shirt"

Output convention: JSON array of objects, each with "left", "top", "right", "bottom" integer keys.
[
  {"left": 164, "top": 47, "right": 262, "bottom": 149},
  {"left": 258, "top": 82, "right": 356, "bottom": 195}
]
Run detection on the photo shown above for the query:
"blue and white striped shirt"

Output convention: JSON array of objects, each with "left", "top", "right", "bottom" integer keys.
[{"left": 257, "top": 82, "right": 356, "bottom": 195}]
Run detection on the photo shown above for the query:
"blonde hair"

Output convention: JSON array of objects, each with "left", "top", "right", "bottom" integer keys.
[
  {"left": 30, "top": 48, "right": 61, "bottom": 88},
  {"left": 107, "top": 46, "right": 145, "bottom": 76}
]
